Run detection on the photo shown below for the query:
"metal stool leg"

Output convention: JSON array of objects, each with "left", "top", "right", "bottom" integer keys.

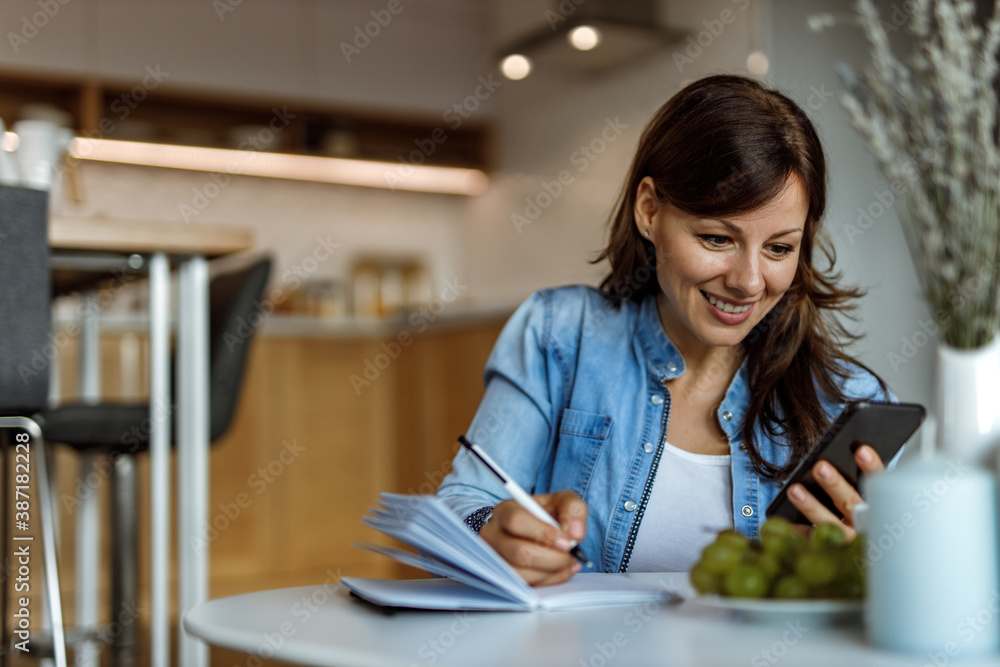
[
  {"left": 76, "top": 290, "right": 101, "bottom": 667},
  {"left": 0, "top": 416, "right": 68, "bottom": 667},
  {"left": 74, "top": 453, "right": 100, "bottom": 667},
  {"left": 109, "top": 453, "right": 137, "bottom": 667},
  {"left": 2, "top": 430, "right": 9, "bottom": 667}
]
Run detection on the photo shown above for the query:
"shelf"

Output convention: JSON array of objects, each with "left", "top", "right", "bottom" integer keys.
[{"left": 0, "top": 69, "right": 493, "bottom": 171}]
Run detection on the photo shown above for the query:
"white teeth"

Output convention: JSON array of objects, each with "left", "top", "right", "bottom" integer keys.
[{"left": 705, "top": 293, "right": 751, "bottom": 314}]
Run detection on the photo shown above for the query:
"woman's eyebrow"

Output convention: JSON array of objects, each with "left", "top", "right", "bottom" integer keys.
[{"left": 709, "top": 218, "right": 804, "bottom": 239}]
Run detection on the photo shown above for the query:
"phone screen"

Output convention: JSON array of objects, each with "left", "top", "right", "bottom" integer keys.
[{"left": 765, "top": 401, "right": 926, "bottom": 524}]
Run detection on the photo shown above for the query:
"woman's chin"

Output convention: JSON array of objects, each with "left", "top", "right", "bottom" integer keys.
[{"left": 695, "top": 321, "right": 758, "bottom": 349}]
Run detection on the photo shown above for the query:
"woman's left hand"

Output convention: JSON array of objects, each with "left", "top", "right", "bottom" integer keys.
[{"left": 786, "top": 444, "right": 885, "bottom": 542}]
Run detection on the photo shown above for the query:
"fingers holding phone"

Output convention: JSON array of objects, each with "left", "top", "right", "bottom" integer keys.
[
  {"left": 787, "top": 444, "right": 886, "bottom": 542},
  {"left": 765, "top": 401, "right": 925, "bottom": 531}
]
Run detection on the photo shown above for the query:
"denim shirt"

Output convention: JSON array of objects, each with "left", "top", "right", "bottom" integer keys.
[{"left": 436, "top": 286, "right": 891, "bottom": 573}]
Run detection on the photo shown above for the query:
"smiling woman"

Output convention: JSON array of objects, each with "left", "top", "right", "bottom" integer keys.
[
  {"left": 636, "top": 175, "right": 807, "bottom": 349},
  {"left": 596, "top": 75, "right": 883, "bottom": 482},
  {"left": 436, "top": 74, "right": 893, "bottom": 583}
]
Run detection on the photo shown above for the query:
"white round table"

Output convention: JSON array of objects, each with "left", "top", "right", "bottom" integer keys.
[{"left": 184, "top": 573, "right": 995, "bottom": 667}]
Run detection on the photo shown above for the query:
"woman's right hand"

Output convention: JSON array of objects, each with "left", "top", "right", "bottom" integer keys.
[{"left": 478, "top": 490, "right": 589, "bottom": 586}]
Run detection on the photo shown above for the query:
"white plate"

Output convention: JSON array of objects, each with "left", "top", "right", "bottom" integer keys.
[{"left": 693, "top": 595, "right": 862, "bottom": 622}]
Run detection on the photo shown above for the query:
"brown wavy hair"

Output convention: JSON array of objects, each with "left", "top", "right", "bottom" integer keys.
[{"left": 594, "top": 74, "right": 886, "bottom": 480}]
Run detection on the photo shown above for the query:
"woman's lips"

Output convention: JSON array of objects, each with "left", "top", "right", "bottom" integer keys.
[{"left": 702, "top": 290, "right": 755, "bottom": 325}]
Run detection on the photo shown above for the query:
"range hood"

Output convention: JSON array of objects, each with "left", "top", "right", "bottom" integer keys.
[{"left": 497, "top": 0, "right": 684, "bottom": 77}]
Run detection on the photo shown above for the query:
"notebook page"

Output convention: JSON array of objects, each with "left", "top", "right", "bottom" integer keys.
[
  {"left": 340, "top": 574, "right": 680, "bottom": 612},
  {"left": 363, "top": 494, "right": 535, "bottom": 604},
  {"left": 341, "top": 577, "right": 531, "bottom": 611},
  {"left": 363, "top": 498, "right": 508, "bottom": 582},
  {"left": 534, "top": 573, "right": 680, "bottom": 611},
  {"left": 351, "top": 541, "right": 525, "bottom": 603}
]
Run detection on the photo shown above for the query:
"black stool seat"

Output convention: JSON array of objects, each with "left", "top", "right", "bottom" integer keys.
[
  {"left": 42, "top": 256, "right": 270, "bottom": 452},
  {"left": 40, "top": 404, "right": 158, "bottom": 453}
]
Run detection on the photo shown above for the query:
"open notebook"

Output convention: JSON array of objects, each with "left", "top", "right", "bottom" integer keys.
[{"left": 342, "top": 493, "right": 680, "bottom": 611}]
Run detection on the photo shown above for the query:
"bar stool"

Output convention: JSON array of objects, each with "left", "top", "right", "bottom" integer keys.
[
  {"left": 0, "top": 185, "right": 68, "bottom": 667},
  {"left": 39, "top": 256, "right": 271, "bottom": 667}
]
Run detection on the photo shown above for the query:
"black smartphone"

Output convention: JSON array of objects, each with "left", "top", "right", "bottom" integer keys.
[{"left": 765, "top": 401, "right": 926, "bottom": 524}]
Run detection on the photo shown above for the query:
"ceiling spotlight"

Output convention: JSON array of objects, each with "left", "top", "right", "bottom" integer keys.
[
  {"left": 500, "top": 54, "right": 532, "bottom": 80},
  {"left": 568, "top": 25, "right": 602, "bottom": 51}
]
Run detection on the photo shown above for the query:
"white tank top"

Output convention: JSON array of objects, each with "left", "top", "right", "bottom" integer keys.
[{"left": 626, "top": 440, "right": 734, "bottom": 572}]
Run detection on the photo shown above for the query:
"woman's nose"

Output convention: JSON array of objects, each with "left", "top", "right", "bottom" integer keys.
[{"left": 725, "top": 251, "right": 764, "bottom": 296}]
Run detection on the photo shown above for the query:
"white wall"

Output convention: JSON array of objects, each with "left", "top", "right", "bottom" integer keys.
[
  {"left": 2, "top": 0, "right": 494, "bottom": 116},
  {"left": 768, "top": 0, "right": 933, "bottom": 409},
  {"left": 64, "top": 160, "right": 465, "bottom": 295}
]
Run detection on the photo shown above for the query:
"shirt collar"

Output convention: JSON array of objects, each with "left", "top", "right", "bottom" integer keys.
[
  {"left": 636, "top": 293, "right": 686, "bottom": 381},
  {"left": 636, "top": 292, "right": 751, "bottom": 435},
  {"left": 719, "top": 362, "right": 750, "bottom": 438}
]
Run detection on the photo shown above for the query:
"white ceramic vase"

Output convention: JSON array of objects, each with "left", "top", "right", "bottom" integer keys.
[{"left": 934, "top": 335, "right": 1000, "bottom": 465}]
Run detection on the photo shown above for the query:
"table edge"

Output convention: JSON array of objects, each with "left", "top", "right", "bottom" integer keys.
[
  {"left": 184, "top": 588, "right": 395, "bottom": 667},
  {"left": 50, "top": 216, "right": 254, "bottom": 257}
]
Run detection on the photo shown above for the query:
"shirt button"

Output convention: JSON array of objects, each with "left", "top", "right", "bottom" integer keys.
[
  {"left": 741, "top": 505, "right": 754, "bottom": 517},
  {"left": 739, "top": 443, "right": 748, "bottom": 452},
  {"left": 666, "top": 361, "right": 677, "bottom": 373},
  {"left": 722, "top": 411, "right": 733, "bottom": 421},
  {"left": 624, "top": 500, "right": 637, "bottom": 512},
  {"left": 650, "top": 394, "right": 664, "bottom": 406},
  {"left": 643, "top": 442, "right": 655, "bottom": 453}
]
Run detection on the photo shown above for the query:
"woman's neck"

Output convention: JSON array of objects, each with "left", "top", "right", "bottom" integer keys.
[{"left": 655, "top": 292, "right": 744, "bottom": 390}]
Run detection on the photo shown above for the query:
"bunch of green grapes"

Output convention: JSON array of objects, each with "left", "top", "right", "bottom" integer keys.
[{"left": 690, "top": 518, "right": 866, "bottom": 599}]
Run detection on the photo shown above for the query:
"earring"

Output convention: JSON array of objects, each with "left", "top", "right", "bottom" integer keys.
[{"left": 643, "top": 230, "right": 650, "bottom": 238}]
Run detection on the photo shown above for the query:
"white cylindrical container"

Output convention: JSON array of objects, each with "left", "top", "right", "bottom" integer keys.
[
  {"left": 863, "top": 455, "right": 999, "bottom": 657},
  {"left": 12, "top": 119, "right": 70, "bottom": 194},
  {"left": 935, "top": 337, "right": 1000, "bottom": 464}
]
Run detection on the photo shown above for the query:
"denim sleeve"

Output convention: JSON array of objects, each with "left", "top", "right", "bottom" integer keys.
[{"left": 437, "top": 291, "right": 562, "bottom": 520}]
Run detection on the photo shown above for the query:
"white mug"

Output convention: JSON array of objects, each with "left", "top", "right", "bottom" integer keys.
[
  {"left": 862, "top": 454, "right": 999, "bottom": 658},
  {"left": 12, "top": 119, "right": 73, "bottom": 195}
]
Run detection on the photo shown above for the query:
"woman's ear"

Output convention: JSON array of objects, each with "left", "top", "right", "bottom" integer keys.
[{"left": 633, "top": 176, "right": 660, "bottom": 236}]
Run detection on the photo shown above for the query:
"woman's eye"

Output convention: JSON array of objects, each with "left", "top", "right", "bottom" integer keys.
[
  {"left": 768, "top": 244, "right": 795, "bottom": 257},
  {"left": 700, "top": 235, "right": 730, "bottom": 248}
]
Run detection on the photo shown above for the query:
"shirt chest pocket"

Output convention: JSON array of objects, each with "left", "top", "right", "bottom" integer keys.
[{"left": 550, "top": 408, "right": 613, "bottom": 498}]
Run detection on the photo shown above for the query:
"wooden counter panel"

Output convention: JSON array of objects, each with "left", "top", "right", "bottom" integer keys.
[{"left": 48, "top": 318, "right": 506, "bottom": 635}]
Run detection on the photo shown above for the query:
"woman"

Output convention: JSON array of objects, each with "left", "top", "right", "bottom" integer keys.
[{"left": 436, "top": 74, "right": 891, "bottom": 586}]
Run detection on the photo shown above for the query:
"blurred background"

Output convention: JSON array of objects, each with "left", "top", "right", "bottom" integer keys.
[{"left": 0, "top": 0, "right": 933, "bottom": 664}]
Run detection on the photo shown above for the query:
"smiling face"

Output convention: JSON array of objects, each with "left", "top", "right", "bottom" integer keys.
[{"left": 635, "top": 174, "right": 809, "bottom": 354}]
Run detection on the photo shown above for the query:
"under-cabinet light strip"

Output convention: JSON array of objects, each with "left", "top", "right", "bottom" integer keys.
[{"left": 68, "top": 137, "right": 488, "bottom": 196}]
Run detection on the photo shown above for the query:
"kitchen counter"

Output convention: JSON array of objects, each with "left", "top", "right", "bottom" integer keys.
[{"left": 54, "top": 302, "right": 517, "bottom": 339}]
